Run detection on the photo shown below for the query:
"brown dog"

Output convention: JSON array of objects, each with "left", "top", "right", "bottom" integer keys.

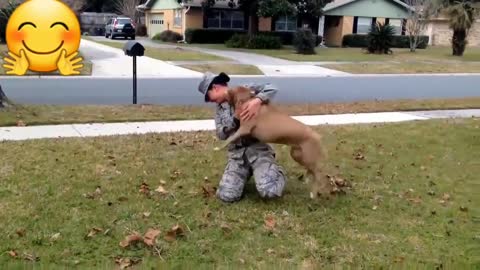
[{"left": 214, "top": 86, "right": 332, "bottom": 199}]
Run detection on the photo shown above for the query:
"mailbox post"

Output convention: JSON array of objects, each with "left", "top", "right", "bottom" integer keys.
[{"left": 123, "top": 41, "right": 145, "bottom": 104}]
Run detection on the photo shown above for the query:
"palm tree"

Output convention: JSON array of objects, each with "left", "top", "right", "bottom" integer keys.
[
  {"left": 430, "top": 0, "right": 478, "bottom": 56},
  {"left": 447, "top": 0, "right": 477, "bottom": 56}
]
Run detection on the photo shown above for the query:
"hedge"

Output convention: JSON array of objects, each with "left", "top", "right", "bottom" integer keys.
[
  {"left": 185, "top": 28, "right": 322, "bottom": 46},
  {"left": 342, "top": 34, "right": 430, "bottom": 49}
]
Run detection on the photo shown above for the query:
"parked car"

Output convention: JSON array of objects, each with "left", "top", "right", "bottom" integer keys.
[{"left": 105, "top": 16, "right": 136, "bottom": 40}]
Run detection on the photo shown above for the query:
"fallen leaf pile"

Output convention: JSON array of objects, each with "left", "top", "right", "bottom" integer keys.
[
  {"left": 328, "top": 175, "right": 351, "bottom": 194},
  {"left": 119, "top": 224, "right": 186, "bottom": 249}
]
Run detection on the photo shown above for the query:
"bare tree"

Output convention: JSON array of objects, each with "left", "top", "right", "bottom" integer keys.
[
  {"left": 405, "top": 0, "right": 433, "bottom": 52},
  {"left": 62, "top": 0, "right": 87, "bottom": 13},
  {"left": 113, "top": 0, "right": 144, "bottom": 23}
]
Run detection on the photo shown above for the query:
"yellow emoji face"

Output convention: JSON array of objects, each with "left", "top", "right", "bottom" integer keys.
[{"left": 4, "top": 0, "right": 83, "bottom": 75}]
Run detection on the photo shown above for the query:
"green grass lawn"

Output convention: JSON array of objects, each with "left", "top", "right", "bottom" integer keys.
[
  {"left": 173, "top": 42, "right": 480, "bottom": 63},
  {"left": 0, "top": 118, "right": 479, "bottom": 268},
  {"left": 0, "top": 44, "right": 92, "bottom": 76},
  {"left": 179, "top": 63, "right": 264, "bottom": 75},
  {"left": 322, "top": 62, "right": 480, "bottom": 74},
  {"left": 2, "top": 97, "right": 480, "bottom": 127}
]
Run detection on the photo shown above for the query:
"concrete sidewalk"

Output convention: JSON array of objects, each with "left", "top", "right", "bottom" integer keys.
[{"left": 1, "top": 109, "right": 479, "bottom": 142}]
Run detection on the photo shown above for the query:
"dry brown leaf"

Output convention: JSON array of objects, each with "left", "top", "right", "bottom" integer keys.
[
  {"left": 155, "top": 186, "right": 168, "bottom": 195},
  {"left": 220, "top": 223, "right": 232, "bottom": 234},
  {"left": 23, "top": 253, "right": 39, "bottom": 262},
  {"left": 8, "top": 250, "right": 18, "bottom": 258},
  {"left": 407, "top": 197, "right": 422, "bottom": 204},
  {"left": 143, "top": 228, "right": 161, "bottom": 247},
  {"left": 16, "top": 229, "right": 26, "bottom": 237},
  {"left": 264, "top": 215, "right": 276, "bottom": 230},
  {"left": 115, "top": 257, "right": 140, "bottom": 269},
  {"left": 119, "top": 232, "right": 143, "bottom": 248},
  {"left": 202, "top": 185, "right": 216, "bottom": 198},
  {"left": 51, "top": 233, "right": 61, "bottom": 241},
  {"left": 139, "top": 182, "right": 150, "bottom": 195},
  {"left": 86, "top": 227, "right": 103, "bottom": 238},
  {"left": 442, "top": 193, "right": 451, "bottom": 201},
  {"left": 354, "top": 153, "right": 365, "bottom": 160},
  {"left": 16, "top": 120, "right": 26, "bottom": 127},
  {"left": 164, "top": 224, "right": 185, "bottom": 242}
]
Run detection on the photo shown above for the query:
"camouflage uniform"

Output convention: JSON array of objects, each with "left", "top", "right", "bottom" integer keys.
[{"left": 213, "top": 83, "right": 287, "bottom": 202}]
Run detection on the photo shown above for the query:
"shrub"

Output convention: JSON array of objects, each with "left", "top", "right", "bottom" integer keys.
[
  {"left": 153, "top": 30, "right": 182, "bottom": 43},
  {"left": 185, "top": 28, "right": 246, "bottom": 44},
  {"left": 367, "top": 22, "right": 395, "bottom": 54},
  {"left": 293, "top": 28, "right": 316, "bottom": 54},
  {"left": 136, "top": 23, "right": 147, "bottom": 36},
  {"left": 225, "top": 34, "right": 282, "bottom": 49},
  {"left": 342, "top": 34, "right": 429, "bottom": 49},
  {"left": 225, "top": 33, "right": 249, "bottom": 48},
  {"left": 0, "top": 1, "right": 20, "bottom": 44},
  {"left": 247, "top": 34, "right": 282, "bottom": 49}
]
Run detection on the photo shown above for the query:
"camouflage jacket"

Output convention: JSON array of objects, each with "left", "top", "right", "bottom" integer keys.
[{"left": 214, "top": 83, "right": 279, "bottom": 162}]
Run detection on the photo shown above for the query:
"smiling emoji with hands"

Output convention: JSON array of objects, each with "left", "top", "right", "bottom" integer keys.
[{"left": 3, "top": 0, "right": 83, "bottom": 76}]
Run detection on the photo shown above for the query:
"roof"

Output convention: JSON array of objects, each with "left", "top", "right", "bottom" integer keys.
[
  {"left": 323, "top": 0, "right": 413, "bottom": 12},
  {"left": 136, "top": 0, "right": 238, "bottom": 11}
]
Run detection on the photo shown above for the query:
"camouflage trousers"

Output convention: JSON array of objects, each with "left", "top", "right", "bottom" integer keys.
[{"left": 216, "top": 142, "right": 287, "bottom": 202}]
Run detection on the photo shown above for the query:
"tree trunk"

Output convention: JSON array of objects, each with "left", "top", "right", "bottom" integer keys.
[
  {"left": 248, "top": 15, "right": 259, "bottom": 36},
  {"left": 0, "top": 85, "right": 12, "bottom": 108},
  {"left": 452, "top": 29, "right": 467, "bottom": 56}
]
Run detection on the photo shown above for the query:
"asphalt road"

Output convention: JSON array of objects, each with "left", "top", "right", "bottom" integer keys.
[{"left": 1, "top": 75, "right": 480, "bottom": 105}]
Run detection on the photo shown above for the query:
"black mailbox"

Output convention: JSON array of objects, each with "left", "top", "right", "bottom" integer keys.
[
  {"left": 123, "top": 41, "right": 145, "bottom": 57},
  {"left": 123, "top": 41, "right": 145, "bottom": 104}
]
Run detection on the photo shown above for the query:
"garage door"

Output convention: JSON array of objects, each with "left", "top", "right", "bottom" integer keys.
[{"left": 149, "top": 13, "right": 165, "bottom": 37}]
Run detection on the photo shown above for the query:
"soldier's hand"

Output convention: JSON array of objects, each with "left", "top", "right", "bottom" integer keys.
[{"left": 240, "top": 97, "right": 262, "bottom": 121}]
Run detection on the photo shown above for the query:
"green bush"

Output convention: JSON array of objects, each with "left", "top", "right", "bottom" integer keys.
[
  {"left": 342, "top": 34, "right": 429, "bottom": 49},
  {"left": 225, "top": 34, "right": 282, "bottom": 49},
  {"left": 153, "top": 30, "right": 182, "bottom": 43},
  {"left": 367, "top": 22, "right": 395, "bottom": 54},
  {"left": 185, "top": 28, "right": 246, "bottom": 44},
  {"left": 225, "top": 33, "right": 249, "bottom": 48},
  {"left": 293, "top": 28, "right": 316, "bottom": 54},
  {"left": 0, "top": 1, "right": 20, "bottom": 44}
]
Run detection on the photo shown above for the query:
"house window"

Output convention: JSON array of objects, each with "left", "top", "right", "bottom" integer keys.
[
  {"left": 174, "top": 9, "right": 182, "bottom": 27},
  {"left": 388, "top": 18, "right": 402, "bottom": 35},
  {"left": 356, "top": 17, "right": 373, "bottom": 34},
  {"left": 275, "top": 15, "right": 297, "bottom": 32},
  {"left": 207, "top": 10, "right": 244, "bottom": 29}
]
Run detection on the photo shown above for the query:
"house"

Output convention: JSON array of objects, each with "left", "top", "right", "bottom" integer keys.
[
  {"left": 318, "top": 0, "right": 413, "bottom": 47},
  {"left": 135, "top": 0, "right": 316, "bottom": 40},
  {"left": 422, "top": 15, "right": 480, "bottom": 46}
]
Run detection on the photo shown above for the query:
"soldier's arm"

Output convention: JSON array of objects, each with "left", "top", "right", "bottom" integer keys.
[
  {"left": 243, "top": 83, "right": 279, "bottom": 104},
  {"left": 214, "top": 104, "right": 239, "bottom": 141}
]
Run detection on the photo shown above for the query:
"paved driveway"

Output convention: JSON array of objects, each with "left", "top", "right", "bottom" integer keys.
[
  {"left": 86, "top": 36, "right": 349, "bottom": 77},
  {"left": 79, "top": 38, "right": 203, "bottom": 78}
]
